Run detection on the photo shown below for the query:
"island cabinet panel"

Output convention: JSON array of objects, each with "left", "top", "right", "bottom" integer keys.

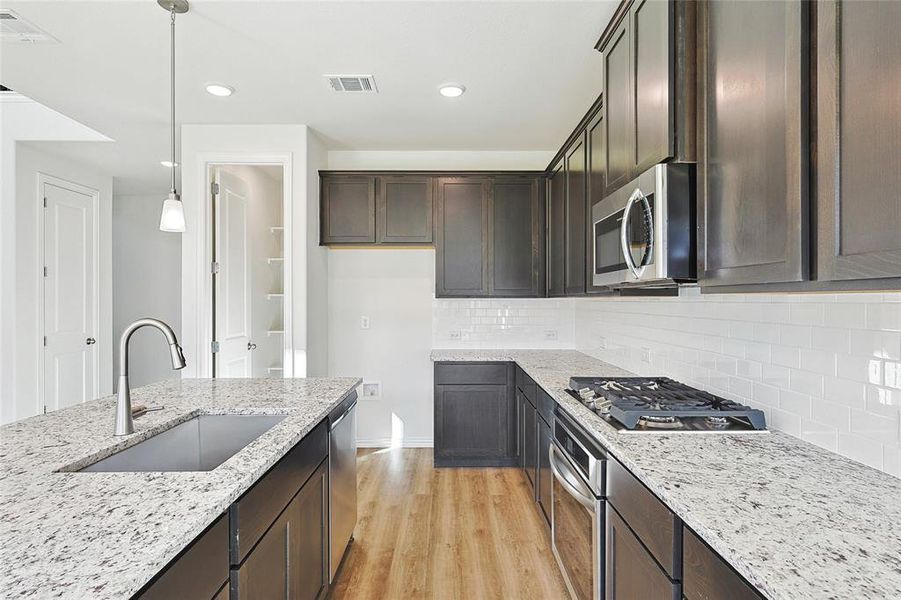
[
  {"left": 683, "top": 528, "right": 764, "bottom": 600},
  {"left": 565, "top": 134, "right": 587, "bottom": 296},
  {"left": 434, "top": 362, "right": 516, "bottom": 467},
  {"left": 435, "top": 177, "right": 490, "bottom": 297},
  {"left": 606, "top": 507, "right": 681, "bottom": 600},
  {"left": 697, "top": 0, "right": 809, "bottom": 287},
  {"left": 231, "top": 460, "right": 329, "bottom": 600},
  {"left": 137, "top": 515, "right": 229, "bottom": 600},
  {"left": 229, "top": 420, "right": 329, "bottom": 565},
  {"left": 816, "top": 0, "right": 901, "bottom": 282},
  {"left": 489, "top": 177, "right": 544, "bottom": 297},
  {"left": 547, "top": 159, "right": 566, "bottom": 297},
  {"left": 377, "top": 176, "right": 434, "bottom": 244},
  {"left": 320, "top": 176, "right": 376, "bottom": 244}
]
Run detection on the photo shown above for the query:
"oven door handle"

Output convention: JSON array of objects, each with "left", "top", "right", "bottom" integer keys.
[{"left": 549, "top": 443, "right": 596, "bottom": 512}]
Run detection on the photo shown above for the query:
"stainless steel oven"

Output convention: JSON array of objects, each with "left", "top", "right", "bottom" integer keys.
[
  {"left": 592, "top": 163, "right": 695, "bottom": 288},
  {"left": 550, "top": 410, "right": 606, "bottom": 600}
]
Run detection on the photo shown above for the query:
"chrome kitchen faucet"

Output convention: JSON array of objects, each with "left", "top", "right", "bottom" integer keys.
[{"left": 115, "top": 318, "right": 186, "bottom": 436}]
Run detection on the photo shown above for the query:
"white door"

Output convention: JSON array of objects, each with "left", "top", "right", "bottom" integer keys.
[
  {"left": 43, "top": 180, "right": 97, "bottom": 412},
  {"left": 214, "top": 168, "right": 253, "bottom": 377}
]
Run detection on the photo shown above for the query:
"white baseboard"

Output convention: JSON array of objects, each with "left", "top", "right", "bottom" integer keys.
[{"left": 356, "top": 437, "right": 433, "bottom": 448}]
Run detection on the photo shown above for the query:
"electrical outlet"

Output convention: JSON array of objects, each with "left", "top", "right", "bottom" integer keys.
[
  {"left": 362, "top": 382, "right": 380, "bottom": 398},
  {"left": 360, "top": 316, "right": 370, "bottom": 330},
  {"left": 598, "top": 336, "right": 607, "bottom": 350},
  {"left": 640, "top": 347, "right": 652, "bottom": 364},
  {"left": 544, "top": 329, "right": 558, "bottom": 341},
  {"left": 449, "top": 330, "right": 461, "bottom": 340}
]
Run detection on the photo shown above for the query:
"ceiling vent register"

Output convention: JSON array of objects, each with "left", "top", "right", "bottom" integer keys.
[
  {"left": 326, "top": 75, "right": 378, "bottom": 93},
  {"left": 0, "top": 10, "right": 59, "bottom": 43}
]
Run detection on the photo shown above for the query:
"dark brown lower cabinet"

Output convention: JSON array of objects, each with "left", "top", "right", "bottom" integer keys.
[
  {"left": 683, "top": 528, "right": 763, "bottom": 600},
  {"left": 433, "top": 362, "right": 516, "bottom": 467},
  {"left": 536, "top": 415, "right": 553, "bottom": 527},
  {"left": 606, "top": 507, "right": 681, "bottom": 600},
  {"left": 137, "top": 516, "right": 229, "bottom": 600},
  {"left": 231, "top": 460, "right": 329, "bottom": 600}
]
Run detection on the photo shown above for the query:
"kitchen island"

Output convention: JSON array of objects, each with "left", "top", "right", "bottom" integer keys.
[
  {"left": 0, "top": 376, "right": 360, "bottom": 599},
  {"left": 432, "top": 349, "right": 901, "bottom": 600}
]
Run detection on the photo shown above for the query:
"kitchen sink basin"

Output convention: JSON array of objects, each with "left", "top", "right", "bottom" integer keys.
[{"left": 78, "top": 414, "right": 286, "bottom": 472}]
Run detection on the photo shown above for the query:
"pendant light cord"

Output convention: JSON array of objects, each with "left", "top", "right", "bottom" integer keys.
[{"left": 170, "top": 7, "right": 177, "bottom": 195}]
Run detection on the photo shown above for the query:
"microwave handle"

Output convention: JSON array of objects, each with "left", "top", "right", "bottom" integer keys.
[{"left": 620, "top": 187, "right": 653, "bottom": 279}]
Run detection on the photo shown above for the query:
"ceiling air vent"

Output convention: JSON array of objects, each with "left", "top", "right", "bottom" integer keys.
[
  {"left": 0, "top": 10, "right": 59, "bottom": 43},
  {"left": 325, "top": 75, "right": 378, "bottom": 93}
]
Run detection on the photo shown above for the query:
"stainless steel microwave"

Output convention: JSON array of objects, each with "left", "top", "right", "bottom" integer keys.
[{"left": 591, "top": 163, "right": 696, "bottom": 288}]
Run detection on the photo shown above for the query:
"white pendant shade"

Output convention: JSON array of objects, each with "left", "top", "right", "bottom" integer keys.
[{"left": 159, "top": 192, "right": 186, "bottom": 232}]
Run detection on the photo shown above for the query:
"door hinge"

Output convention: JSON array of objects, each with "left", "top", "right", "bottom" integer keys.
[
  {"left": 43, "top": 266, "right": 48, "bottom": 277},
  {"left": 211, "top": 182, "right": 220, "bottom": 195},
  {"left": 43, "top": 197, "right": 47, "bottom": 208},
  {"left": 211, "top": 261, "right": 220, "bottom": 274},
  {"left": 43, "top": 336, "right": 47, "bottom": 347},
  {"left": 211, "top": 341, "right": 220, "bottom": 353}
]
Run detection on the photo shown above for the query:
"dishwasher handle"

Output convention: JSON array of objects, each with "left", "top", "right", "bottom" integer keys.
[
  {"left": 330, "top": 399, "right": 357, "bottom": 430},
  {"left": 549, "top": 442, "right": 596, "bottom": 512}
]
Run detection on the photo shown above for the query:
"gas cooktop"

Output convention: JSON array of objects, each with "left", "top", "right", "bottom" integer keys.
[{"left": 566, "top": 377, "right": 767, "bottom": 432}]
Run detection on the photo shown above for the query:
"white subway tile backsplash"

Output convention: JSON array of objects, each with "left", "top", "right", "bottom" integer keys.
[{"left": 572, "top": 292, "right": 901, "bottom": 479}]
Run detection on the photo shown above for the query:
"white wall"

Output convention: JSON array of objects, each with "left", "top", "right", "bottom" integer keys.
[
  {"left": 328, "top": 150, "right": 553, "bottom": 171},
  {"left": 180, "top": 125, "right": 315, "bottom": 378},
  {"left": 112, "top": 194, "right": 182, "bottom": 388},
  {"left": 573, "top": 292, "right": 901, "bottom": 479},
  {"left": 0, "top": 93, "right": 110, "bottom": 423},
  {"left": 306, "top": 132, "right": 329, "bottom": 377},
  {"left": 328, "top": 250, "right": 435, "bottom": 446},
  {"left": 8, "top": 142, "right": 113, "bottom": 423}
]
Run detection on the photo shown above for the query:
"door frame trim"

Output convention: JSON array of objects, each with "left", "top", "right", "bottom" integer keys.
[
  {"left": 36, "top": 172, "right": 101, "bottom": 415},
  {"left": 193, "top": 153, "right": 294, "bottom": 378}
]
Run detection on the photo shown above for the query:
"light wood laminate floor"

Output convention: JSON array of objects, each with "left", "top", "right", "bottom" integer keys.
[{"left": 329, "top": 448, "right": 570, "bottom": 600}]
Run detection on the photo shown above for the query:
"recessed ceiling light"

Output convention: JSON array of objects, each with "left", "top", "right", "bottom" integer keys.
[
  {"left": 439, "top": 83, "right": 466, "bottom": 98},
  {"left": 160, "top": 160, "right": 178, "bottom": 168},
  {"left": 205, "top": 83, "right": 234, "bottom": 97}
]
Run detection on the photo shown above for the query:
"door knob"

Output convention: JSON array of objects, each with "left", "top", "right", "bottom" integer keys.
[
  {"left": 86, "top": 337, "right": 96, "bottom": 345},
  {"left": 247, "top": 342, "right": 257, "bottom": 350}
]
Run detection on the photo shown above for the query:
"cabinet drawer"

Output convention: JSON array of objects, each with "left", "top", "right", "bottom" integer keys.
[
  {"left": 607, "top": 457, "right": 682, "bottom": 579},
  {"left": 434, "top": 362, "right": 510, "bottom": 385},
  {"left": 536, "top": 388, "right": 556, "bottom": 425},
  {"left": 607, "top": 507, "right": 680, "bottom": 600},
  {"left": 683, "top": 528, "right": 763, "bottom": 600},
  {"left": 138, "top": 515, "right": 229, "bottom": 600},
  {"left": 229, "top": 421, "right": 328, "bottom": 565}
]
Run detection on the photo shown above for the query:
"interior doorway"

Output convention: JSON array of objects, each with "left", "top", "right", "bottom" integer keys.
[
  {"left": 210, "top": 164, "right": 286, "bottom": 378},
  {"left": 39, "top": 174, "right": 100, "bottom": 412}
]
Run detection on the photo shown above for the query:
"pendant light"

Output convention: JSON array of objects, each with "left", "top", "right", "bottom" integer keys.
[{"left": 158, "top": 0, "right": 188, "bottom": 233}]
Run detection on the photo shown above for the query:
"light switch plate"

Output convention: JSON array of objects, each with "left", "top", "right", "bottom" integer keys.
[{"left": 640, "top": 347, "right": 652, "bottom": 364}]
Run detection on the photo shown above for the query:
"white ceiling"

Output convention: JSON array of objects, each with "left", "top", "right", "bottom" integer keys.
[{"left": 1, "top": 0, "right": 616, "bottom": 193}]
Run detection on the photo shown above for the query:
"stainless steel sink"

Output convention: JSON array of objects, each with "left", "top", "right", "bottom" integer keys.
[{"left": 79, "top": 415, "right": 286, "bottom": 472}]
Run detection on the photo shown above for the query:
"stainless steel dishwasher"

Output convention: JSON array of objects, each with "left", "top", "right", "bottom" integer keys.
[{"left": 329, "top": 391, "right": 358, "bottom": 582}]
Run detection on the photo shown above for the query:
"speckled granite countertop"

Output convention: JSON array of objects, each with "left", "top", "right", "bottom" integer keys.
[
  {"left": 431, "top": 349, "right": 901, "bottom": 600},
  {"left": 0, "top": 376, "right": 360, "bottom": 599}
]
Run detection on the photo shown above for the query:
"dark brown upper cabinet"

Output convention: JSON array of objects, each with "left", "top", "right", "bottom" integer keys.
[
  {"left": 489, "top": 177, "right": 544, "bottom": 297},
  {"left": 436, "top": 177, "right": 490, "bottom": 297},
  {"left": 586, "top": 108, "right": 609, "bottom": 295},
  {"left": 547, "top": 159, "right": 566, "bottom": 297},
  {"left": 377, "top": 176, "right": 434, "bottom": 244},
  {"left": 597, "top": 0, "right": 695, "bottom": 198},
  {"left": 697, "top": 0, "right": 809, "bottom": 288},
  {"left": 320, "top": 176, "right": 376, "bottom": 244},
  {"left": 565, "top": 134, "right": 587, "bottom": 296},
  {"left": 816, "top": 1, "right": 901, "bottom": 282}
]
